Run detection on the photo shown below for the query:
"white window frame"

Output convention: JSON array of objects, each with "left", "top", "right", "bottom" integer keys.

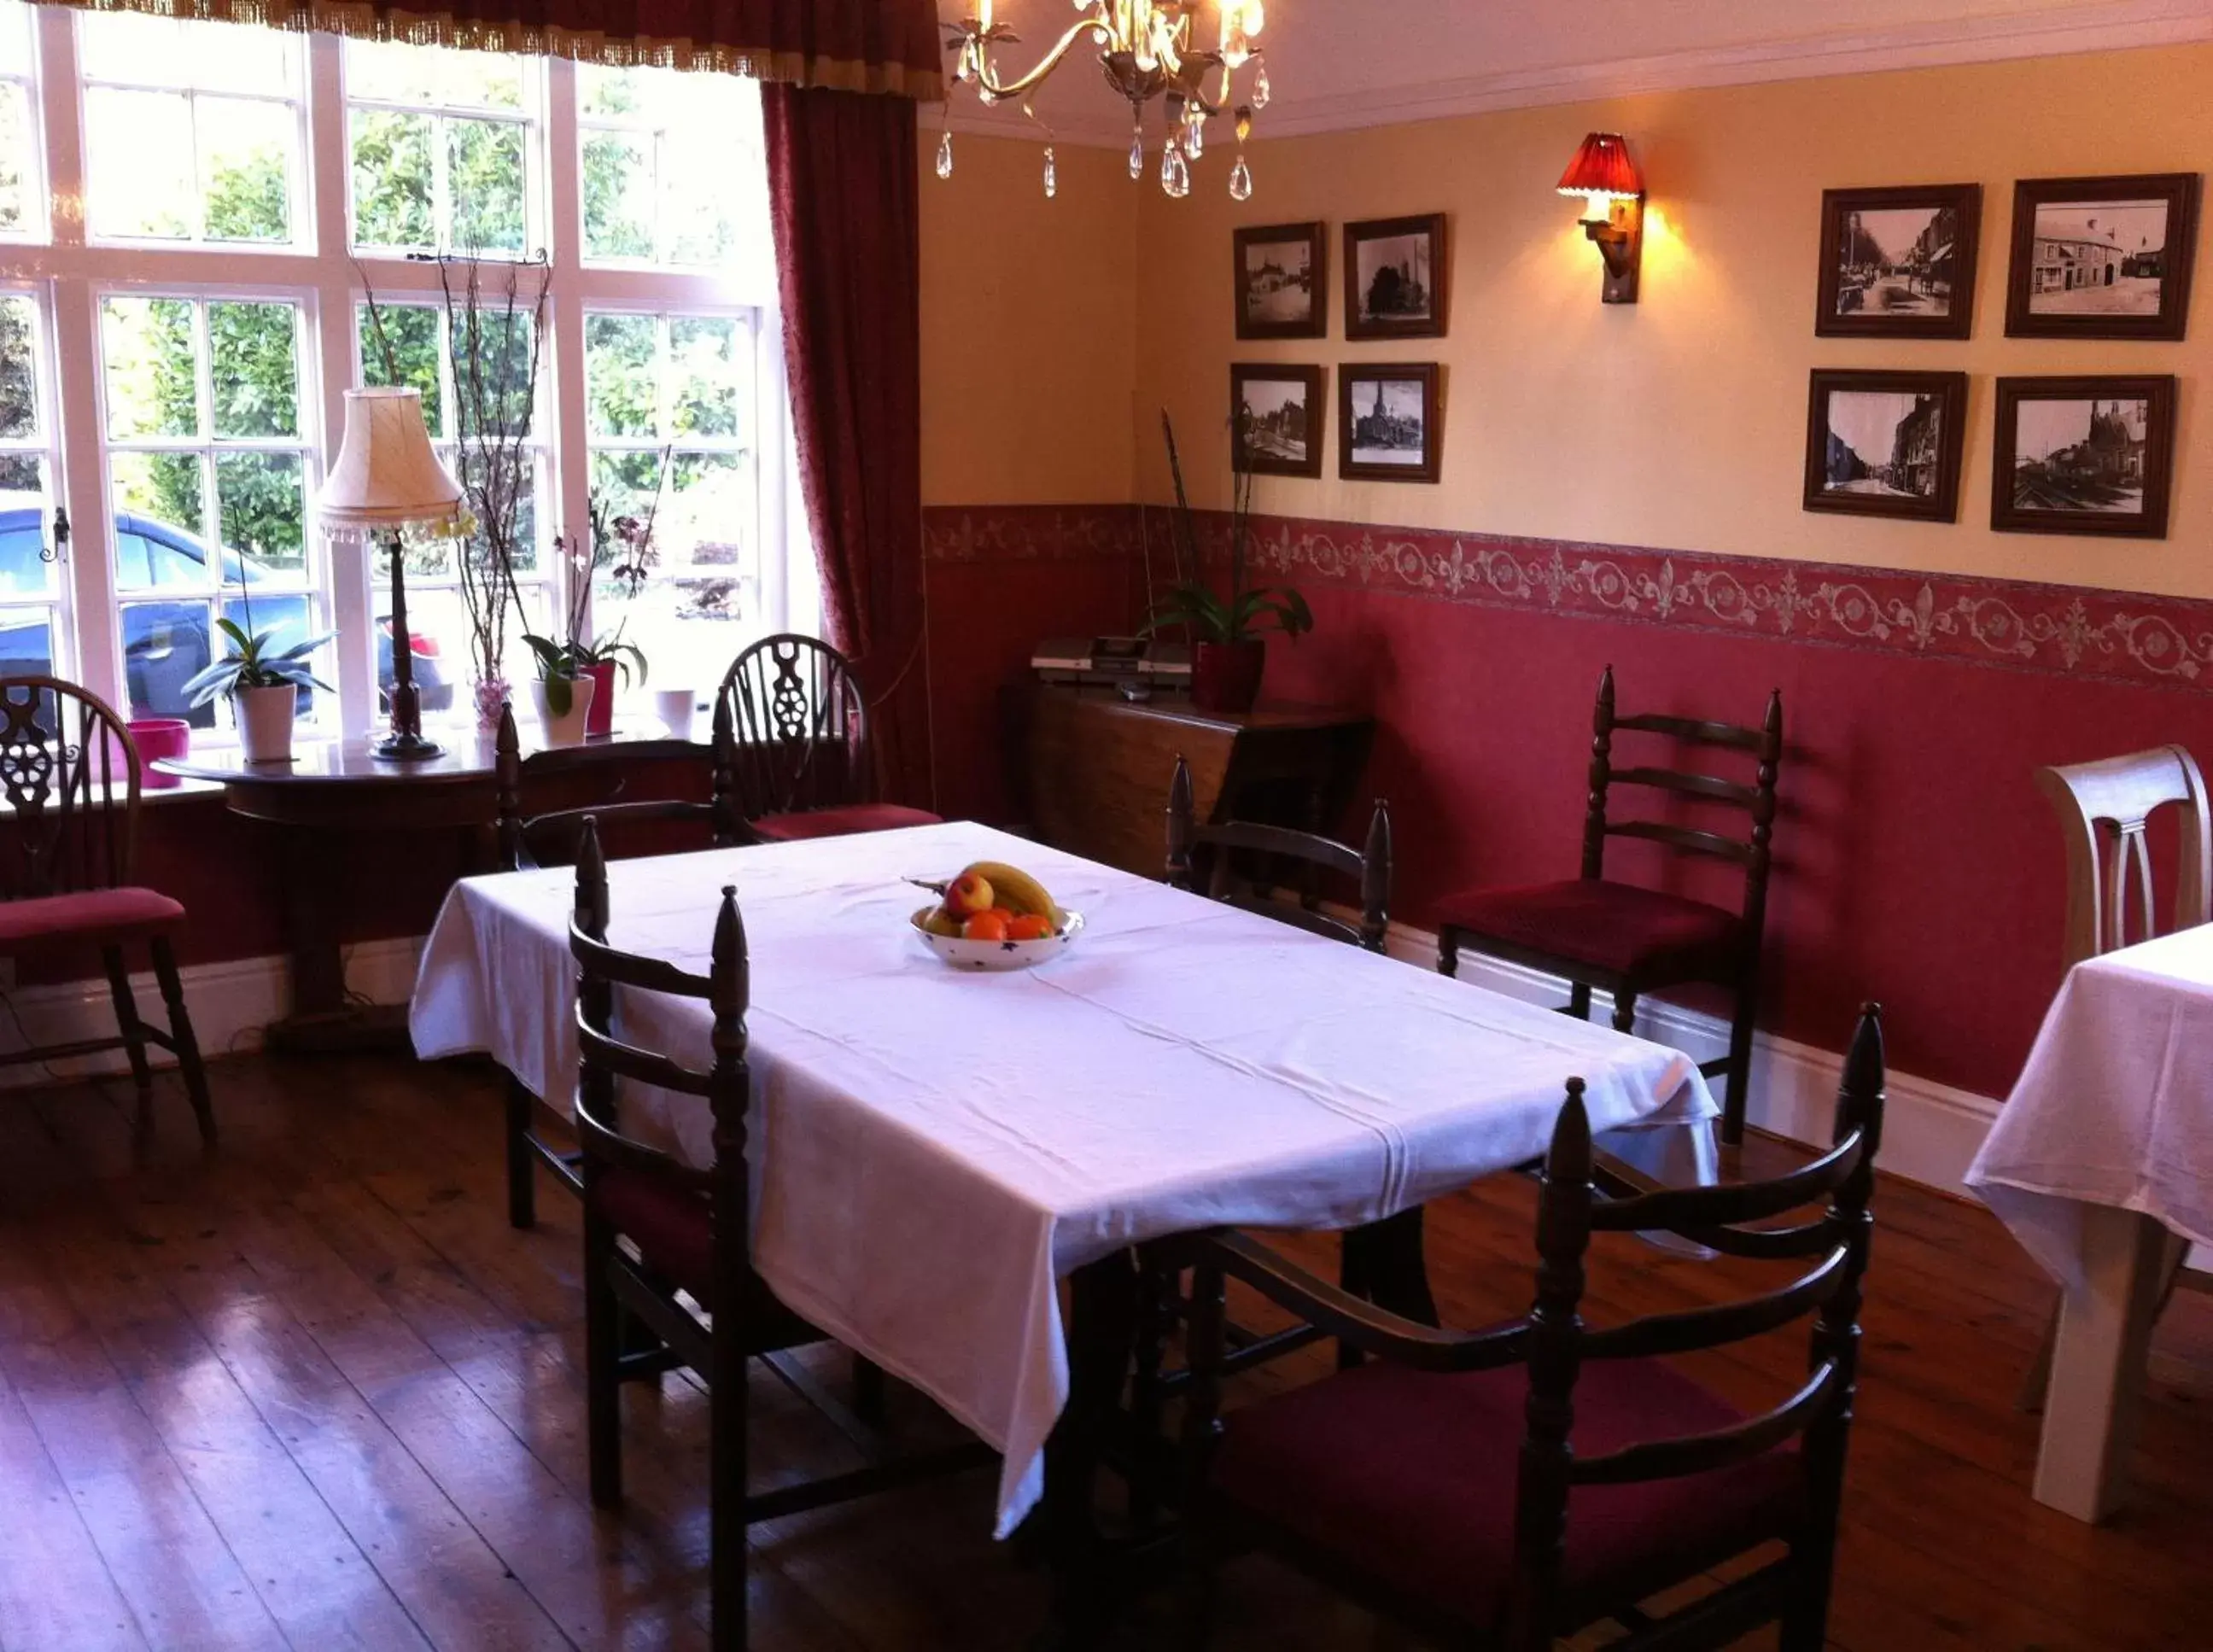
[{"left": 0, "top": 13, "right": 802, "bottom": 744}]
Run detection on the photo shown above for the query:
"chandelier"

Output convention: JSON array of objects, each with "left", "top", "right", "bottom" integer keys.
[{"left": 937, "top": 1, "right": 1271, "bottom": 201}]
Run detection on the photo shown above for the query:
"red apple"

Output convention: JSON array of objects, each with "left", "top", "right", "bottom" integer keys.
[{"left": 943, "top": 870, "right": 996, "bottom": 919}]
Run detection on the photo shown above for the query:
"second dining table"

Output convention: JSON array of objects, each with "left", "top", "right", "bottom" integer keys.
[{"left": 409, "top": 820, "right": 1718, "bottom": 1537}]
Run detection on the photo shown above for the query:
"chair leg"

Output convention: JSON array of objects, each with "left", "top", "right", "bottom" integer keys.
[
  {"left": 505, "top": 1075, "right": 537, "bottom": 1229},
  {"left": 1435, "top": 925, "right": 1459, "bottom": 978},
  {"left": 1567, "top": 980, "right": 1592, "bottom": 1021},
  {"left": 852, "top": 1355, "right": 888, "bottom": 1427},
  {"left": 1611, "top": 988, "right": 1638, "bottom": 1036},
  {"left": 149, "top": 937, "right": 214, "bottom": 1146},
  {"left": 1720, "top": 971, "right": 1760, "bottom": 1147},
  {"left": 1128, "top": 1261, "right": 1171, "bottom": 1526},
  {"left": 582, "top": 1211, "right": 623, "bottom": 1508},
  {"left": 1778, "top": 1538, "right": 1836, "bottom": 1652},
  {"left": 100, "top": 946, "right": 156, "bottom": 1135}
]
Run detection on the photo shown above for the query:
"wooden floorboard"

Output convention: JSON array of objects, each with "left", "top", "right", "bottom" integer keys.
[{"left": 2, "top": 1053, "right": 2210, "bottom": 1650}]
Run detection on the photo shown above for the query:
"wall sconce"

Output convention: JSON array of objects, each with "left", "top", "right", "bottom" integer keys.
[{"left": 1556, "top": 132, "right": 1644, "bottom": 305}]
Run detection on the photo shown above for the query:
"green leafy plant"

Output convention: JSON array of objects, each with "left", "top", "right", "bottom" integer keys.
[
  {"left": 181, "top": 610, "right": 334, "bottom": 708},
  {"left": 1142, "top": 411, "right": 1312, "bottom": 645},
  {"left": 520, "top": 630, "right": 586, "bottom": 715}
]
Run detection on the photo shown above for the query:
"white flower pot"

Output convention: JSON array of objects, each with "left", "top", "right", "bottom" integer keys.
[
  {"left": 235, "top": 684, "right": 297, "bottom": 764},
  {"left": 530, "top": 673, "right": 595, "bottom": 747}
]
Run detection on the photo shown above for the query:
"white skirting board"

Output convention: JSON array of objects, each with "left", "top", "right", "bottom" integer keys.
[
  {"left": 0, "top": 921, "right": 2006, "bottom": 1200},
  {"left": 0, "top": 937, "right": 425, "bottom": 1088}
]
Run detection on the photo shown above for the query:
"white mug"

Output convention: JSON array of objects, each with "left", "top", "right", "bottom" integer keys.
[{"left": 655, "top": 687, "right": 700, "bottom": 741}]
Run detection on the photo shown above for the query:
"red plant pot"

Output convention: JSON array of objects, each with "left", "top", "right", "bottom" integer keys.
[
  {"left": 582, "top": 660, "right": 618, "bottom": 737},
  {"left": 127, "top": 717, "right": 191, "bottom": 788},
  {"left": 1190, "top": 639, "right": 1266, "bottom": 714}
]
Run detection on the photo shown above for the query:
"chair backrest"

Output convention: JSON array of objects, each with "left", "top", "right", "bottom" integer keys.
[
  {"left": 1164, "top": 751, "right": 1393, "bottom": 951},
  {"left": 2035, "top": 744, "right": 2210, "bottom": 966},
  {"left": 0, "top": 675, "right": 141, "bottom": 900},
  {"left": 1509, "top": 1004, "right": 1884, "bottom": 1626},
  {"left": 495, "top": 698, "right": 739, "bottom": 871},
  {"left": 1581, "top": 664, "right": 1784, "bottom": 928},
  {"left": 717, "top": 633, "right": 870, "bottom": 820}
]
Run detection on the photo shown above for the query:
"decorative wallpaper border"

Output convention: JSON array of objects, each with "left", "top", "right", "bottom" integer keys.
[{"left": 920, "top": 503, "right": 2213, "bottom": 692}]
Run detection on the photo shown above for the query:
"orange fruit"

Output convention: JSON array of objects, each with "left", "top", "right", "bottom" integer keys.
[
  {"left": 1007, "top": 913, "right": 1054, "bottom": 942},
  {"left": 961, "top": 910, "right": 1012, "bottom": 943}
]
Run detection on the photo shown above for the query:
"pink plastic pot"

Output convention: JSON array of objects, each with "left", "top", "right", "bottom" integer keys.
[
  {"left": 128, "top": 717, "right": 191, "bottom": 788},
  {"left": 583, "top": 659, "right": 618, "bottom": 738}
]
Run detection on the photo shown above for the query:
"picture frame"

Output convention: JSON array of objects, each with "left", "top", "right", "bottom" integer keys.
[
  {"left": 1338, "top": 363, "right": 1441, "bottom": 483},
  {"left": 1343, "top": 214, "right": 1447, "bottom": 340},
  {"left": 1230, "top": 363, "right": 1325, "bottom": 479},
  {"left": 2004, "top": 173, "right": 2200, "bottom": 341},
  {"left": 1233, "top": 221, "right": 1328, "bottom": 341},
  {"left": 1991, "top": 375, "right": 2176, "bottom": 538},
  {"left": 1814, "top": 184, "right": 1982, "bottom": 339},
  {"left": 1801, "top": 369, "right": 1968, "bottom": 522}
]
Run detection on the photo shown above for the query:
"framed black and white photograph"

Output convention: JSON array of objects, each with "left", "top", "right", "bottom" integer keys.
[
  {"left": 1234, "top": 221, "right": 1327, "bottom": 340},
  {"left": 1815, "top": 184, "right": 1981, "bottom": 339},
  {"left": 1992, "top": 376, "right": 2176, "bottom": 538},
  {"left": 2005, "top": 173, "right": 2200, "bottom": 340},
  {"left": 1801, "top": 369, "right": 1968, "bottom": 522},
  {"left": 1230, "top": 363, "right": 1325, "bottom": 479},
  {"left": 1344, "top": 214, "right": 1446, "bottom": 340},
  {"left": 1338, "top": 363, "right": 1440, "bottom": 483}
]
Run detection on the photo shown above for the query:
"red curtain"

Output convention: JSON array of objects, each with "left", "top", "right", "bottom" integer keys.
[
  {"left": 35, "top": 0, "right": 943, "bottom": 94},
  {"left": 762, "top": 83, "right": 931, "bottom": 809}
]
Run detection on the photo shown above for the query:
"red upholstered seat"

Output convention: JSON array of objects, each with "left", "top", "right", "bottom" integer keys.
[
  {"left": 0, "top": 886, "right": 187, "bottom": 951},
  {"left": 750, "top": 803, "right": 943, "bottom": 842},
  {"left": 590, "top": 1167, "right": 820, "bottom": 1350},
  {"left": 1209, "top": 1356, "right": 1804, "bottom": 1631},
  {"left": 1436, "top": 878, "right": 1743, "bottom": 978}
]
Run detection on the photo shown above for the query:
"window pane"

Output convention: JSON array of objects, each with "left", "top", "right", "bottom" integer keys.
[
  {"left": 0, "top": 293, "right": 37, "bottom": 439},
  {"left": 111, "top": 457, "right": 210, "bottom": 582},
  {"left": 0, "top": 3, "right": 30, "bottom": 78},
  {"left": 667, "top": 151, "right": 744, "bottom": 270},
  {"left": 120, "top": 598, "right": 214, "bottom": 723},
  {"left": 0, "top": 84, "right": 33, "bottom": 236},
  {"left": 395, "top": 585, "right": 547, "bottom": 721},
  {"left": 0, "top": 607, "right": 51, "bottom": 675},
  {"left": 351, "top": 107, "right": 435, "bottom": 250},
  {"left": 577, "top": 64, "right": 642, "bottom": 119},
  {"left": 343, "top": 38, "right": 440, "bottom": 104},
  {"left": 79, "top": 14, "right": 292, "bottom": 93},
  {"left": 208, "top": 301, "right": 300, "bottom": 437},
  {"left": 85, "top": 89, "right": 196, "bottom": 239},
  {"left": 358, "top": 303, "right": 442, "bottom": 434},
  {"left": 214, "top": 451, "right": 305, "bottom": 571},
  {"left": 581, "top": 133, "right": 652, "bottom": 261},
  {"left": 199, "top": 98, "right": 293, "bottom": 243},
  {"left": 101, "top": 298, "right": 199, "bottom": 439},
  {"left": 585, "top": 314, "right": 657, "bottom": 437},
  {"left": 450, "top": 312, "right": 539, "bottom": 441},
  {"left": 669, "top": 317, "right": 744, "bottom": 438},
  {"left": 0, "top": 464, "right": 51, "bottom": 598},
  {"left": 447, "top": 117, "right": 524, "bottom": 254}
]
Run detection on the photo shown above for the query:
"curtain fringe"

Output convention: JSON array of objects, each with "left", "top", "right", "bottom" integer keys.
[{"left": 40, "top": 0, "right": 945, "bottom": 97}]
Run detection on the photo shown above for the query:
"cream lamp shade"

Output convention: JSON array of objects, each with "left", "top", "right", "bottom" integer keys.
[{"left": 317, "top": 388, "right": 464, "bottom": 539}]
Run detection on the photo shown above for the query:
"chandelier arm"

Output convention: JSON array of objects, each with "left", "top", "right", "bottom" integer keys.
[{"left": 973, "top": 17, "right": 1115, "bottom": 101}]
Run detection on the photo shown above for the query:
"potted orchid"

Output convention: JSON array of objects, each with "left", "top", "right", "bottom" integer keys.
[
  {"left": 182, "top": 583, "right": 335, "bottom": 763},
  {"left": 526, "top": 455, "right": 666, "bottom": 739}
]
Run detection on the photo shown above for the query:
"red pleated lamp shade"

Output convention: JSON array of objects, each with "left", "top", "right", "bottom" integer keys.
[{"left": 1556, "top": 132, "right": 1643, "bottom": 200}]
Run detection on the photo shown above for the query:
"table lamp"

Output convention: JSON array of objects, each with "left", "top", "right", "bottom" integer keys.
[{"left": 317, "top": 388, "right": 465, "bottom": 761}]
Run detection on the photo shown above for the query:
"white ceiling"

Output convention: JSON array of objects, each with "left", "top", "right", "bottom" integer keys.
[{"left": 939, "top": 0, "right": 2213, "bottom": 141}]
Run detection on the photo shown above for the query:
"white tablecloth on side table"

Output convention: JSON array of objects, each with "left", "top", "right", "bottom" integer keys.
[
  {"left": 1967, "top": 923, "right": 2213, "bottom": 1521},
  {"left": 411, "top": 821, "right": 1717, "bottom": 1534}
]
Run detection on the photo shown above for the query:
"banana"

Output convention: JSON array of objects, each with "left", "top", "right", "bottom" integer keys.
[{"left": 960, "top": 861, "right": 1065, "bottom": 929}]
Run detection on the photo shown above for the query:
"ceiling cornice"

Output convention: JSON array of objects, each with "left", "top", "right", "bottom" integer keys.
[{"left": 936, "top": 0, "right": 2213, "bottom": 147}]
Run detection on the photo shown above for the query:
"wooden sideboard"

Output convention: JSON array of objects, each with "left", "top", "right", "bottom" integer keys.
[{"left": 1021, "top": 686, "right": 1375, "bottom": 878}]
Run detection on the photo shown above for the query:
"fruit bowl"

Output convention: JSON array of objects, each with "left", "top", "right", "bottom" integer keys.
[{"left": 909, "top": 905, "right": 1085, "bottom": 972}]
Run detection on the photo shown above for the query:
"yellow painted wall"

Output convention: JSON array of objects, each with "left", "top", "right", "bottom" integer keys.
[
  {"left": 1128, "top": 44, "right": 2211, "bottom": 597},
  {"left": 919, "top": 132, "right": 1140, "bottom": 505}
]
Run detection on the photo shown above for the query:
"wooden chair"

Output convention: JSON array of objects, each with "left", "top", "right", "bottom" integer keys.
[
  {"left": 0, "top": 676, "right": 213, "bottom": 1141},
  {"left": 568, "top": 820, "right": 989, "bottom": 1651},
  {"left": 718, "top": 633, "right": 940, "bottom": 843},
  {"left": 1165, "top": 751, "right": 1393, "bottom": 951},
  {"left": 1177, "top": 1005, "right": 1888, "bottom": 1652},
  {"left": 1435, "top": 666, "right": 1783, "bottom": 1145},
  {"left": 494, "top": 697, "right": 741, "bottom": 1229},
  {"left": 2018, "top": 744, "right": 2209, "bottom": 1408}
]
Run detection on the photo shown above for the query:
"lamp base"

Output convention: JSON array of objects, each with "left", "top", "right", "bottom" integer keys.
[{"left": 373, "top": 728, "right": 445, "bottom": 762}]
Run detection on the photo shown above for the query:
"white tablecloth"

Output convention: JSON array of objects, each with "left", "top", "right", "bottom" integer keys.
[
  {"left": 1969, "top": 925, "right": 2213, "bottom": 1288},
  {"left": 411, "top": 821, "right": 1716, "bottom": 1533}
]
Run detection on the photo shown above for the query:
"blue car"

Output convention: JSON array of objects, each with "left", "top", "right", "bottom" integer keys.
[{"left": 0, "top": 506, "right": 451, "bottom": 727}]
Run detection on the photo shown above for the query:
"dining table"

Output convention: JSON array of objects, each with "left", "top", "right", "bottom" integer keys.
[
  {"left": 1967, "top": 922, "right": 2213, "bottom": 1522},
  {"left": 408, "top": 820, "right": 1720, "bottom": 1540}
]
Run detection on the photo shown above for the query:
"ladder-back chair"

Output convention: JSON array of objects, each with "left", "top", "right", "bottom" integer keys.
[
  {"left": 717, "top": 633, "right": 939, "bottom": 843},
  {"left": 1436, "top": 666, "right": 1784, "bottom": 1144},
  {"left": 1177, "top": 1006, "right": 1888, "bottom": 1652},
  {"left": 0, "top": 676, "right": 213, "bottom": 1141}
]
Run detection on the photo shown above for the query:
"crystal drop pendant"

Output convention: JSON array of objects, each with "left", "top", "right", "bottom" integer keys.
[
  {"left": 1184, "top": 117, "right": 1205, "bottom": 160},
  {"left": 1129, "top": 127, "right": 1145, "bottom": 179},
  {"left": 1253, "top": 63, "right": 1271, "bottom": 108},
  {"left": 935, "top": 129, "right": 954, "bottom": 180},
  {"left": 1043, "top": 144, "right": 1058, "bottom": 199},
  {"left": 1229, "top": 155, "right": 1252, "bottom": 201},
  {"left": 1161, "top": 143, "right": 1191, "bottom": 199}
]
